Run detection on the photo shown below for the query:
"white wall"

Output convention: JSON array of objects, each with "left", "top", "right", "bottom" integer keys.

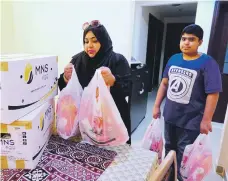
[
  {"left": 195, "top": 0, "right": 216, "bottom": 53},
  {"left": 158, "top": 16, "right": 196, "bottom": 83},
  {"left": 1, "top": 2, "right": 15, "bottom": 53},
  {"left": 217, "top": 104, "right": 228, "bottom": 171},
  {"left": 138, "top": 0, "right": 197, "bottom": 7},
  {"left": 1, "top": 0, "right": 216, "bottom": 75},
  {"left": 132, "top": 3, "right": 162, "bottom": 63},
  {"left": 3, "top": 1, "right": 134, "bottom": 74}
]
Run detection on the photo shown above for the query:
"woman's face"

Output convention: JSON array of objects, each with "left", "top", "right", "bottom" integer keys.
[{"left": 84, "top": 31, "right": 101, "bottom": 58}]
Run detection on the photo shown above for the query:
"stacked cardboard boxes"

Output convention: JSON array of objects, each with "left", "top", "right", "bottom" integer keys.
[{"left": 0, "top": 54, "right": 58, "bottom": 169}]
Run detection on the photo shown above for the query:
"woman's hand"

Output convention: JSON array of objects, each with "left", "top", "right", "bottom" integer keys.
[
  {"left": 100, "top": 67, "right": 116, "bottom": 86},
  {"left": 64, "top": 63, "right": 73, "bottom": 83}
]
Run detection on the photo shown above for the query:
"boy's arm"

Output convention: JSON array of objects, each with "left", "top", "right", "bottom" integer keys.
[
  {"left": 202, "top": 58, "right": 222, "bottom": 134},
  {"left": 200, "top": 93, "right": 219, "bottom": 134},
  {"left": 153, "top": 78, "right": 169, "bottom": 119}
]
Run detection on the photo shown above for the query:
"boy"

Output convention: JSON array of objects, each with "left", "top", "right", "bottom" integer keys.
[{"left": 153, "top": 24, "right": 222, "bottom": 181}]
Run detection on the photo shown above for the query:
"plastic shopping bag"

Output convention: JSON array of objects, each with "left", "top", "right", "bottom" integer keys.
[
  {"left": 180, "top": 134, "right": 213, "bottom": 181},
  {"left": 56, "top": 66, "right": 83, "bottom": 139},
  {"left": 141, "top": 119, "right": 163, "bottom": 164},
  {"left": 78, "top": 69, "right": 129, "bottom": 146}
]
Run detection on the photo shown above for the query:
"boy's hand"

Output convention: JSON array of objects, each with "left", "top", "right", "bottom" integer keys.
[
  {"left": 200, "top": 120, "right": 212, "bottom": 134},
  {"left": 153, "top": 106, "right": 161, "bottom": 119}
]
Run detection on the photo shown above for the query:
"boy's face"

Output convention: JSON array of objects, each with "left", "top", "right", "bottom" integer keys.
[{"left": 180, "top": 33, "right": 202, "bottom": 55}]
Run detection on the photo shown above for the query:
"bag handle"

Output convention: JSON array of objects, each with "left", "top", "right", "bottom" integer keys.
[
  {"left": 95, "top": 69, "right": 110, "bottom": 89},
  {"left": 67, "top": 65, "right": 83, "bottom": 94}
]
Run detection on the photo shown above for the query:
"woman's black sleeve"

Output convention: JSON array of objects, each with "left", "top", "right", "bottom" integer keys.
[{"left": 111, "top": 55, "right": 132, "bottom": 97}]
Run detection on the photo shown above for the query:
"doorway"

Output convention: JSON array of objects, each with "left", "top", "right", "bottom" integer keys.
[
  {"left": 146, "top": 13, "right": 164, "bottom": 91},
  {"left": 162, "top": 23, "right": 193, "bottom": 72},
  {"left": 208, "top": 1, "right": 228, "bottom": 123},
  {"left": 142, "top": 3, "right": 197, "bottom": 91}
]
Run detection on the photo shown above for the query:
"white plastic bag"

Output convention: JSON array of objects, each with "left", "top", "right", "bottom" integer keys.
[
  {"left": 79, "top": 69, "right": 129, "bottom": 146},
  {"left": 142, "top": 119, "right": 164, "bottom": 164},
  {"left": 56, "top": 66, "right": 83, "bottom": 139},
  {"left": 180, "top": 134, "right": 213, "bottom": 181}
]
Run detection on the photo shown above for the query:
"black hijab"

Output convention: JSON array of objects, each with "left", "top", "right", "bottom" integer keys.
[{"left": 71, "top": 25, "right": 116, "bottom": 88}]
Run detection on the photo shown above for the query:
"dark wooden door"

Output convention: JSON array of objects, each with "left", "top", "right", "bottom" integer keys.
[
  {"left": 163, "top": 23, "right": 193, "bottom": 72},
  {"left": 146, "top": 13, "right": 164, "bottom": 91},
  {"left": 208, "top": 1, "right": 228, "bottom": 123}
]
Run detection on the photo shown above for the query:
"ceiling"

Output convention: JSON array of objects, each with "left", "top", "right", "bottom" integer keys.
[{"left": 141, "top": 2, "right": 197, "bottom": 19}]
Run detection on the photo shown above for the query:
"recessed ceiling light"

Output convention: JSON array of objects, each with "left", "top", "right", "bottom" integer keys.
[{"left": 172, "top": 4, "right": 181, "bottom": 7}]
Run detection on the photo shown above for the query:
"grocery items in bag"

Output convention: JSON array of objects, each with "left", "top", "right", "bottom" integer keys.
[
  {"left": 56, "top": 66, "right": 82, "bottom": 139},
  {"left": 180, "top": 134, "right": 213, "bottom": 181},
  {"left": 141, "top": 119, "right": 163, "bottom": 164},
  {"left": 79, "top": 70, "right": 129, "bottom": 146}
]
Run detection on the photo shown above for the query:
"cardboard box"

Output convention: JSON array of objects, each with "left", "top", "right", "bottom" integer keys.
[
  {"left": 0, "top": 54, "right": 58, "bottom": 124},
  {"left": 52, "top": 96, "right": 58, "bottom": 135},
  {"left": 0, "top": 99, "right": 54, "bottom": 169}
]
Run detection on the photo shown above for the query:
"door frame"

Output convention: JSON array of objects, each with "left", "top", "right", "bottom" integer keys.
[{"left": 146, "top": 13, "right": 164, "bottom": 91}]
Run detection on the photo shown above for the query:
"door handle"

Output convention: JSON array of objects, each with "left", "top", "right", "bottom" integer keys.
[
  {"left": 138, "top": 83, "right": 144, "bottom": 95},
  {"left": 139, "top": 88, "right": 144, "bottom": 95}
]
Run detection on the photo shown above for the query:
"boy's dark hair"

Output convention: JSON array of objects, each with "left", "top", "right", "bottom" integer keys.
[{"left": 181, "top": 24, "right": 204, "bottom": 40}]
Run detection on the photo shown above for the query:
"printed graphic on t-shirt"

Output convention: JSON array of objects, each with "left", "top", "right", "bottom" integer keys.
[{"left": 167, "top": 66, "right": 197, "bottom": 104}]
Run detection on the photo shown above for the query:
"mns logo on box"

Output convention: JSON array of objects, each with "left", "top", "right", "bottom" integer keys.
[
  {"left": 23, "top": 63, "right": 49, "bottom": 84},
  {"left": 1, "top": 133, "right": 15, "bottom": 145},
  {"left": 1, "top": 139, "right": 15, "bottom": 146}
]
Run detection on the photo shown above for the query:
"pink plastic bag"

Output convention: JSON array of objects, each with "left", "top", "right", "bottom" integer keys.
[
  {"left": 142, "top": 119, "right": 163, "bottom": 164},
  {"left": 180, "top": 134, "right": 213, "bottom": 181},
  {"left": 56, "top": 66, "right": 83, "bottom": 139},
  {"left": 78, "top": 69, "right": 129, "bottom": 146}
]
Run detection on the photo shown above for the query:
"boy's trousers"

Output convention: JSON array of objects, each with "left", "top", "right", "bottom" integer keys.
[{"left": 164, "top": 122, "right": 200, "bottom": 181}]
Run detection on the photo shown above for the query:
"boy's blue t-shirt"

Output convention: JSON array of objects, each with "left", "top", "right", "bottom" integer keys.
[{"left": 163, "top": 53, "right": 222, "bottom": 131}]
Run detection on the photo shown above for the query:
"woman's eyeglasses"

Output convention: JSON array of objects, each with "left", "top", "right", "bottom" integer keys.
[{"left": 82, "top": 20, "right": 101, "bottom": 30}]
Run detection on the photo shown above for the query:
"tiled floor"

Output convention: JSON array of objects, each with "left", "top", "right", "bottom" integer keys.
[{"left": 131, "top": 91, "right": 225, "bottom": 181}]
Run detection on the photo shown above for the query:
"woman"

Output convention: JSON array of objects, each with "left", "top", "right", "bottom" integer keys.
[{"left": 58, "top": 20, "right": 132, "bottom": 144}]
